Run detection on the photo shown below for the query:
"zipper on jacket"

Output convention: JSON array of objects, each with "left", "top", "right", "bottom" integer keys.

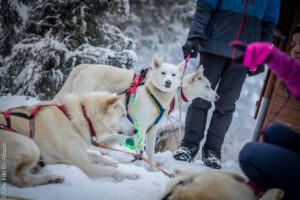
[{"left": 232, "top": 0, "right": 249, "bottom": 59}]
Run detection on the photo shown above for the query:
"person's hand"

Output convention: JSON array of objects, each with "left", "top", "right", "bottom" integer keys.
[
  {"left": 182, "top": 38, "right": 202, "bottom": 59},
  {"left": 230, "top": 41, "right": 274, "bottom": 72}
]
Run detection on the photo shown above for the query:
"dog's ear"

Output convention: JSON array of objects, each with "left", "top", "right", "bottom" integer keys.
[
  {"left": 197, "top": 64, "right": 204, "bottom": 75},
  {"left": 190, "top": 64, "right": 204, "bottom": 83},
  {"left": 105, "top": 95, "right": 123, "bottom": 111},
  {"left": 152, "top": 55, "right": 163, "bottom": 69},
  {"left": 177, "top": 60, "right": 185, "bottom": 75}
]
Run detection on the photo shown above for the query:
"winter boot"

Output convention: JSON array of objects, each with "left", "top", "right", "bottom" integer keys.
[
  {"left": 173, "top": 142, "right": 199, "bottom": 162},
  {"left": 202, "top": 145, "right": 222, "bottom": 169}
]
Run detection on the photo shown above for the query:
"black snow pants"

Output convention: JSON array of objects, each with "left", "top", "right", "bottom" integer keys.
[{"left": 182, "top": 52, "right": 248, "bottom": 153}]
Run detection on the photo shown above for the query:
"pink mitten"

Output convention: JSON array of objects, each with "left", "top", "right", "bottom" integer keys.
[{"left": 230, "top": 41, "right": 274, "bottom": 72}]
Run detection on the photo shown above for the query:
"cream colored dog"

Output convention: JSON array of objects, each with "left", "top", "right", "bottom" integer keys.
[
  {"left": 0, "top": 92, "right": 139, "bottom": 187},
  {"left": 53, "top": 62, "right": 219, "bottom": 106},
  {"left": 163, "top": 170, "right": 284, "bottom": 200},
  {"left": 53, "top": 56, "right": 219, "bottom": 167}
]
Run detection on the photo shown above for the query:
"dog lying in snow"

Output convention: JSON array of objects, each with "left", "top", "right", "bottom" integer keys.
[
  {"left": 53, "top": 56, "right": 219, "bottom": 168},
  {"left": 162, "top": 169, "right": 284, "bottom": 200},
  {"left": 0, "top": 92, "right": 139, "bottom": 187}
]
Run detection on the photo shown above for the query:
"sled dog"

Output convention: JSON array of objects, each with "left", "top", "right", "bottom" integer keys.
[
  {"left": 0, "top": 92, "right": 138, "bottom": 187},
  {"left": 163, "top": 170, "right": 284, "bottom": 200},
  {"left": 53, "top": 56, "right": 219, "bottom": 167},
  {"left": 54, "top": 64, "right": 219, "bottom": 105}
]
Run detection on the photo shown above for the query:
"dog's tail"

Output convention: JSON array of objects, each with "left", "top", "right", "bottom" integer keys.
[{"left": 53, "top": 64, "right": 90, "bottom": 104}]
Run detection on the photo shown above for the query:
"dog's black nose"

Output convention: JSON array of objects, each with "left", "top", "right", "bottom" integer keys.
[
  {"left": 165, "top": 80, "right": 171, "bottom": 88},
  {"left": 134, "top": 129, "right": 138, "bottom": 134},
  {"left": 215, "top": 94, "right": 220, "bottom": 101}
]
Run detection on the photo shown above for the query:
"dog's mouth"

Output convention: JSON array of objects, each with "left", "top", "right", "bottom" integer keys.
[{"left": 118, "top": 129, "right": 137, "bottom": 136}]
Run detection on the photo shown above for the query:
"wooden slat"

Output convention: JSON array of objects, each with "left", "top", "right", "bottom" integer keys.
[{"left": 273, "top": 96, "right": 300, "bottom": 111}]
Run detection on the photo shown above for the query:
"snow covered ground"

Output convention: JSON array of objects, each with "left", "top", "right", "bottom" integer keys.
[
  {"left": 0, "top": 3, "right": 266, "bottom": 198},
  {"left": 0, "top": 69, "right": 265, "bottom": 199}
]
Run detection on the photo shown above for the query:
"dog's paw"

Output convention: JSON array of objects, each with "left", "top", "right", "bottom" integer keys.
[
  {"left": 156, "top": 160, "right": 163, "bottom": 167},
  {"left": 47, "top": 175, "right": 64, "bottom": 184},
  {"left": 114, "top": 172, "right": 140, "bottom": 181},
  {"left": 123, "top": 172, "right": 140, "bottom": 180},
  {"left": 87, "top": 149, "right": 118, "bottom": 166}
]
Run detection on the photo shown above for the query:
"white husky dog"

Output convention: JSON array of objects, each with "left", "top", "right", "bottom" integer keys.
[
  {"left": 0, "top": 92, "right": 139, "bottom": 187},
  {"left": 53, "top": 56, "right": 219, "bottom": 167}
]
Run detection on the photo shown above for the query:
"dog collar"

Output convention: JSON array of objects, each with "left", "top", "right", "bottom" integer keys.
[{"left": 81, "top": 104, "right": 97, "bottom": 140}]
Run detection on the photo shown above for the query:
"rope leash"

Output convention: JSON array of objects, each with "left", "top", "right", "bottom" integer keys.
[
  {"left": 95, "top": 143, "right": 174, "bottom": 177},
  {"left": 177, "top": 54, "right": 191, "bottom": 141},
  {"left": 257, "top": 94, "right": 291, "bottom": 137}
]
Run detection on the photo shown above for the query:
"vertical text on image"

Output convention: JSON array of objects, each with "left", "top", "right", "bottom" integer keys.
[{"left": 1, "top": 142, "right": 7, "bottom": 198}]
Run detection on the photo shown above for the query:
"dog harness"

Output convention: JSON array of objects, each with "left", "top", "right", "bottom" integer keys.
[
  {"left": 125, "top": 69, "right": 176, "bottom": 134},
  {"left": 0, "top": 104, "right": 98, "bottom": 142},
  {"left": 0, "top": 105, "right": 67, "bottom": 138}
]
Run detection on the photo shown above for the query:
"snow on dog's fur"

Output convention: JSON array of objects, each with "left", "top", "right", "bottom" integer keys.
[
  {"left": 0, "top": 92, "right": 139, "bottom": 187},
  {"left": 163, "top": 169, "right": 284, "bottom": 200}
]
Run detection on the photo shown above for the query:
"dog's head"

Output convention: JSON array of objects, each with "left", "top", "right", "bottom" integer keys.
[
  {"left": 149, "top": 55, "right": 184, "bottom": 92},
  {"left": 81, "top": 92, "right": 137, "bottom": 137},
  {"left": 182, "top": 65, "right": 219, "bottom": 102}
]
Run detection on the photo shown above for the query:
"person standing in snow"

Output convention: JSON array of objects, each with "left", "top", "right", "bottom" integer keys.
[
  {"left": 173, "top": 0, "right": 281, "bottom": 169},
  {"left": 231, "top": 25, "right": 300, "bottom": 200}
]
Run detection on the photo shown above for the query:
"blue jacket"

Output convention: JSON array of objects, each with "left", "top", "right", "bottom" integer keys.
[{"left": 188, "top": 0, "right": 280, "bottom": 59}]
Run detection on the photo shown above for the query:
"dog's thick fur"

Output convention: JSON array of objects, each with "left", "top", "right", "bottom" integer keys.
[
  {"left": 0, "top": 92, "right": 139, "bottom": 187},
  {"left": 54, "top": 63, "right": 218, "bottom": 105},
  {"left": 53, "top": 56, "right": 218, "bottom": 166},
  {"left": 163, "top": 170, "right": 284, "bottom": 200}
]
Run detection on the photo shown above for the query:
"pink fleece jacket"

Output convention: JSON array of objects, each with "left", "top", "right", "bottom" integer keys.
[{"left": 267, "top": 48, "right": 300, "bottom": 101}]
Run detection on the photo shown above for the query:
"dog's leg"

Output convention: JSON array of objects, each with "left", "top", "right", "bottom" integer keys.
[
  {"left": 86, "top": 149, "right": 117, "bottom": 167},
  {"left": 1, "top": 132, "right": 64, "bottom": 187},
  {"left": 9, "top": 150, "right": 64, "bottom": 187},
  {"left": 75, "top": 162, "right": 140, "bottom": 181},
  {"left": 134, "top": 127, "right": 147, "bottom": 168},
  {"left": 146, "top": 126, "right": 159, "bottom": 171}
]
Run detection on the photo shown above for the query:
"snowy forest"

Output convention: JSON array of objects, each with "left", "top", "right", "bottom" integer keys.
[{"left": 0, "top": 0, "right": 195, "bottom": 100}]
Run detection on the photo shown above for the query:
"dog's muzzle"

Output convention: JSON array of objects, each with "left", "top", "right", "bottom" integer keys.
[{"left": 165, "top": 80, "right": 172, "bottom": 88}]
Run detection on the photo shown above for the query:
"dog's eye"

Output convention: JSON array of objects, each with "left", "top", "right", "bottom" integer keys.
[
  {"left": 197, "top": 77, "right": 202, "bottom": 80},
  {"left": 206, "top": 85, "right": 210, "bottom": 88},
  {"left": 172, "top": 73, "right": 176, "bottom": 77},
  {"left": 161, "top": 72, "right": 166, "bottom": 75},
  {"left": 122, "top": 114, "right": 126, "bottom": 117}
]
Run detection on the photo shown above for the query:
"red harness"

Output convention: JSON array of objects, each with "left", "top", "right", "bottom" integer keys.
[
  {"left": 0, "top": 104, "right": 67, "bottom": 138},
  {"left": 1, "top": 104, "right": 97, "bottom": 141},
  {"left": 127, "top": 70, "right": 178, "bottom": 115}
]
